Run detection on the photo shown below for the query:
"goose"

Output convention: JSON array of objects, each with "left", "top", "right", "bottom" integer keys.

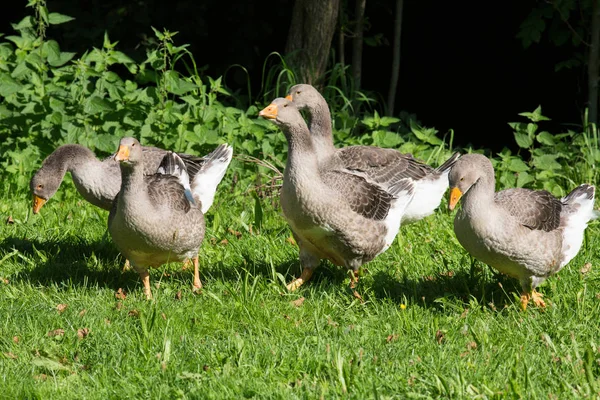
[
  {"left": 286, "top": 83, "right": 460, "bottom": 224},
  {"left": 30, "top": 144, "right": 214, "bottom": 214},
  {"left": 259, "top": 97, "right": 415, "bottom": 292},
  {"left": 448, "top": 153, "right": 598, "bottom": 310},
  {"left": 108, "top": 137, "right": 233, "bottom": 299}
]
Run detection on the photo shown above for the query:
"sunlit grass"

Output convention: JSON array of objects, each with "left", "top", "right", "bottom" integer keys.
[{"left": 2, "top": 181, "right": 600, "bottom": 399}]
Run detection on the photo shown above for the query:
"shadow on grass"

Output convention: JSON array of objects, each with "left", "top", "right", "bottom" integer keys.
[
  {"left": 1, "top": 235, "right": 524, "bottom": 310},
  {"left": 368, "top": 266, "right": 521, "bottom": 310},
  {"left": 0, "top": 236, "right": 140, "bottom": 291}
]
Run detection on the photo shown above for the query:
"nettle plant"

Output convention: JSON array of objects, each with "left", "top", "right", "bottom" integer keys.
[
  {"left": 494, "top": 106, "right": 600, "bottom": 196},
  {"left": 0, "top": 4, "right": 288, "bottom": 194}
]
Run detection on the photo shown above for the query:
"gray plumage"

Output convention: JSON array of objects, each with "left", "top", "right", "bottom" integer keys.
[
  {"left": 30, "top": 144, "right": 210, "bottom": 213},
  {"left": 260, "top": 97, "right": 415, "bottom": 291},
  {"left": 286, "top": 83, "right": 460, "bottom": 224},
  {"left": 448, "top": 153, "right": 598, "bottom": 309},
  {"left": 107, "top": 137, "right": 208, "bottom": 299}
]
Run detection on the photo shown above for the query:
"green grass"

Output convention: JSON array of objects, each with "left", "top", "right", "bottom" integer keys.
[{"left": 2, "top": 178, "right": 600, "bottom": 399}]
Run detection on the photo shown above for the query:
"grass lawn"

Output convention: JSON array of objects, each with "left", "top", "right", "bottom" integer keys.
[{"left": 1, "top": 177, "right": 600, "bottom": 399}]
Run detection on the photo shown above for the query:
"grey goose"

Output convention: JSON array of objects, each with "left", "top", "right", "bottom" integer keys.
[
  {"left": 286, "top": 83, "right": 460, "bottom": 225},
  {"left": 448, "top": 153, "right": 598, "bottom": 310},
  {"left": 108, "top": 137, "right": 232, "bottom": 299},
  {"left": 260, "top": 97, "right": 417, "bottom": 293}
]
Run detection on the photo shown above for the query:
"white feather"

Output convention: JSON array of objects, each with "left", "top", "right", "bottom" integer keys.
[
  {"left": 402, "top": 172, "right": 449, "bottom": 224},
  {"left": 191, "top": 144, "right": 234, "bottom": 213},
  {"left": 379, "top": 188, "right": 414, "bottom": 254},
  {"left": 560, "top": 189, "right": 598, "bottom": 267}
]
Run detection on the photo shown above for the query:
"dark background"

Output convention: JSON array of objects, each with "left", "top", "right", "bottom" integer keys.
[{"left": 0, "top": 1, "right": 584, "bottom": 152}]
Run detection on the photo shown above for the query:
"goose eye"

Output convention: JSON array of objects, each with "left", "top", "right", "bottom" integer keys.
[
  {"left": 296, "top": 91, "right": 301, "bottom": 95},
  {"left": 460, "top": 177, "right": 464, "bottom": 182},
  {"left": 283, "top": 104, "right": 288, "bottom": 108},
  {"left": 37, "top": 184, "right": 43, "bottom": 189}
]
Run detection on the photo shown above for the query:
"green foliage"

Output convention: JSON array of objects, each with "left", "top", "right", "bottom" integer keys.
[{"left": 502, "top": 105, "right": 599, "bottom": 196}]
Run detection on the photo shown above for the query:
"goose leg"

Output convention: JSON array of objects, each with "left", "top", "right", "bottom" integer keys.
[
  {"left": 136, "top": 268, "right": 152, "bottom": 300},
  {"left": 519, "top": 292, "right": 530, "bottom": 311},
  {"left": 192, "top": 256, "right": 202, "bottom": 292},
  {"left": 348, "top": 267, "right": 364, "bottom": 302},
  {"left": 286, "top": 245, "right": 319, "bottom": 291},
  {"left": 286, "top": 267, "right": 314, "bottom": 291},
  {"left": 531, "top": 290, "right": 546, "bottom": 308}
]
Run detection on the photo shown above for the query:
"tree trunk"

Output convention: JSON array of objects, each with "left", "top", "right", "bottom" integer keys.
[
  {"left": 338, "top": 1, "right": 347, "bottom": 93},
  {"left": 387, "top": 0, "right": 404, "bottom": 116},
  {"left": 589, "top": 0, "right": 600, "bottom": 128},
  {"left": 285, "top": 0, "right": 340, "bottom": 86},
  {"left": 352, "top": 0, "right": 366, "bottom": 91}
]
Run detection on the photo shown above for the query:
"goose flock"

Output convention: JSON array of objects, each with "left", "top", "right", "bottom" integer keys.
[{"left": 30, "top": 84, "right": 598, "bottom": 309}]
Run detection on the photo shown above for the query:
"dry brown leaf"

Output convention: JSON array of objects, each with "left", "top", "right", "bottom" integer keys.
[
  {"left": 203, "top": 364, "right": 209, "bottom": 371},
  {"left": 466, "top": 341, "right": 477, "bottom": 350},
  {"left": 104, "top": 319, "right": 111, "bottom": 325},
  {"left": 219, "top": 239, "right": 229, "bottom": 245},
  {"left": 580, "top": 262, "right": 592, "bottom": 275},
  {"left": 78, "top": 309, "right": 87, "bottom": 318},
  {"left": 175, "top": 290, "right": 182, "bottom": 300},
  {"left": 435, "top": 330, "right": 445, "bottom": 344},
  {"left": 56, "top": 304, "right": 68, "bottom": 314},
  {"left": 227, "top": 228, "right": 242, "bottom": 238},
  {"left": 77, "top": 328, "right": 90, "bottom": 339},
  {"left": 12, "top": 336, "right": 19, "bottom": 344},
  {"left": 47, "top": 329, "right": 65, "bottom": 337},
  {"left": 6, "top": 216, "right": 14, "bottom": 225},
  {"left": 128, "top": 309, "right": 139, "bottom": 317},
  {"left": 386, "top": 334, "right": 399, "bottom": 343},
  {"left": 34, "top": 374, "right": 48, "bottom": 381},
  {"left": 327, "top": 317, "right": 339, "bottom": 327},
  {"left": 286, "top": 236, "right": 297, "bottom": 246},
  {"left": 4, "top": 352, "right": 17, "bottom": 359},
  {"left": 115, "top": 288, "right": 127, "bottom": 300},
  {"left": 115, "top": 302, "right": 123, "bottom": 310},
  {"left": 460, "top": 308, "right": 469, "bottom": 318},
  {"left": 0, "top": 277, "right": 8, "bottom": 284},
  {"left": 161, "top": 313, "right": 167, "bottom": 320},
  {"left": 291, "top": 297, "right": 305, "bottom": 307}
]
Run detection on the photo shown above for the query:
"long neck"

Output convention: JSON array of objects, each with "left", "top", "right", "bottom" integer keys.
[
  {"left": 119, "top": 161, "right": 145, "bottom": 199},
  {"left": 282, "top": 121, "right": 321, "bottom": 188},
  {"left": 43, "top": 144, "right": 99, "bottom": 178},
  {"left": 307, "top": 101, "right": 336, "bottom": 154},
  {"left": 460, "top": 174, "right": 496, "bottom": 216}
]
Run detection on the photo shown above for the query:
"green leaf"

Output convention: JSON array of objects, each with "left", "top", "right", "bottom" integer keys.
[
  {"left": 31, "top": 357, "right": 71, "bottom": 372},
  {"left": 508, "top": 158, "right": 529, "bottom": 173},
  {"left": 378, "top": 116, "right": 400, "bottom": 127},
  {"left": 13, "top": 16, "right": 34, "bottom": 30},
  {"left": 532, "top": 154, "right": 561, "bottom": 171},
  {"left": 84, "top": 96, "right": 115, "bottom": 114},
  {"left": 0, "top": 74, "right": 23, "bottom": 97},
  {"left": 48, "top": 13, "right": 75, "bottom": 25},
  {"left": 514, "top": 132, "right": 533, "bottom": 148},
  {"left": 410, "top": 120, "right": 442, "bottom": 145},
  {"left": 518, "top": 105, "right": 550, "bottom": 122},
  {"left": 536, "top": 131, "right": 555, "bottom": 146},
  {"left": 516, "top": 171, "right": 534, "bottom": 187}
]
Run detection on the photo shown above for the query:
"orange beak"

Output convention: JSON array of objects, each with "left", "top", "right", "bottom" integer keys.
[
  {"left": 32, "top": 194, "right": 47, "bottom": 214},
  {"left": 114, "top": 144, "right": 130, "bottom": 162},
  {"left": 448, "top": 187, "right": 463, "bottom": 211},
  {"left": 259, "top": 104, "right": 278, "bottom": 119},
  {"left": 285, "top": 94, "right": 293, "bottom": 101}
]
